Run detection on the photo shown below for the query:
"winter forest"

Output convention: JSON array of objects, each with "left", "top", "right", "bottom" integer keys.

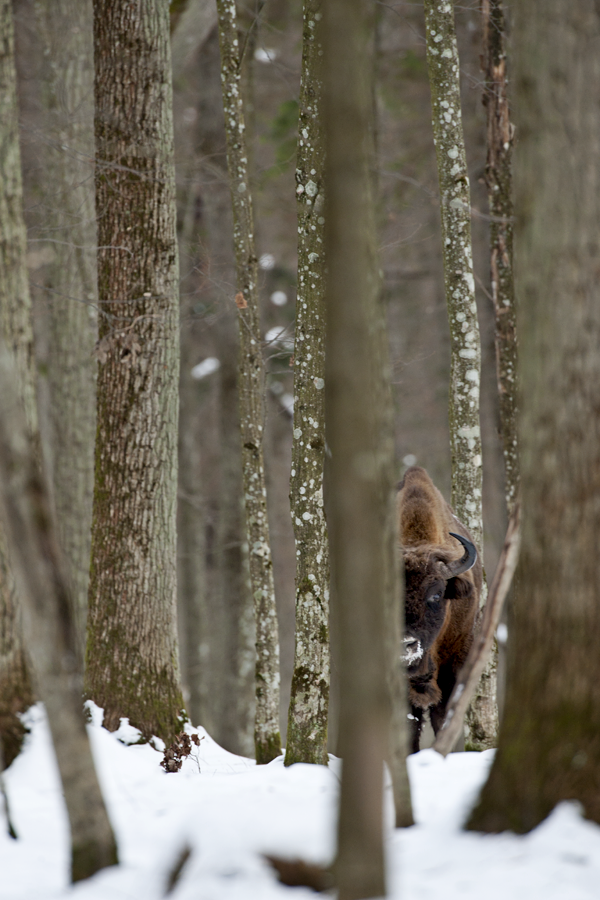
[{"left": 2, "top": 0, "right": 600, "bottom": 898}]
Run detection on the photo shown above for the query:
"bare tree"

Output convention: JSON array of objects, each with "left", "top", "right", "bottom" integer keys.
[
  {"left": 423, "top": 0, "right": 483, "bottom": 552},
  {"left": 0, "top": 342, "right": 118, "bottom": 881},
  {"left": 176, "top": 194, "right": 209, "bottom": 734},
  {"left": 480, "top": 0, "right": 518, "bottom": 732},
  {"left": 324, "top": 0, "right": 409, "bottom": 890},
  {"left": 424, "top": 0, "right": 497, "bottom": 751},
  {"left": 481, "top": 0, "right": 519, "bottom": 516},
  {"left": 174, "top": 19, "right": 255, "bottom": 756},
  {"left": 84, "top": 0, "right": 185, "bottom": 743},
  {"left": 0, "top": 0, "right": 35, "bottom": 768},
  {"left": 468, "top": 0, "right": 600, "bottom": 833},
  {"left": 216, "top": 0, "right": 281, "bottom": 764},
  {"left": 0, "top": 4, "right": 116, "bottom": 870},
  {"left": 285, "top": 0, "right": 330, "bottom": 768},
  {"left": 32, "top": 0, "right": 98, "bottom": 655},
  {"left": 384, "top": 554, "right": 414, "bottom": 828}
]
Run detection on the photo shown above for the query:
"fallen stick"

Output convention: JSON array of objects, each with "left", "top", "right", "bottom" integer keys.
[{"left": 433, "top": 501, "right": 521, "bottom": 757}]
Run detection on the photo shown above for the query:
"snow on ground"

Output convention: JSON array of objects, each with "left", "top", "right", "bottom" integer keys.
[{"left": 2, "top": 704, "right": 600, "bottom": 899}]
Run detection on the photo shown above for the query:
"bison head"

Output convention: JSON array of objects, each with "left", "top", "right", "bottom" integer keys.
[{"left": 402, "top": 532, "right": 477, "bottom": 669}]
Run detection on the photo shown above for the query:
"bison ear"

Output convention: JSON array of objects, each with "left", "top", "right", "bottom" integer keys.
[{"left": 444, "top": 574, "right": 475, "bottom": 601}]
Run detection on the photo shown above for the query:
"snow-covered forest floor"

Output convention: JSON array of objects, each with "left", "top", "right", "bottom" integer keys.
[{"left": 2, "top": 704, "right": 600, "bottom": 900}]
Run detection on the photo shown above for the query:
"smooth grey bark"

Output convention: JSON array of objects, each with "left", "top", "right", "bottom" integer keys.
[
  {"left": 284, "top": 0, "right": 330, "bottom": 768},
  {"left": 0, "top": 343, "right": 118, "bottom": 880},
  {"left": 0, "top": 0, "right": 36, "bottom": 768},
  {"left": 468, "top": 0, "right": 600, "bottom": 833},
  {"left": 171, "top": 0, "right": 217, "bottom": 79},
  {"left": 174, "top": 22, "right": 215, "bottom": 739},
  {"left": 424, "top": 0, "right": 498, "bottom": 751},
  {"left": 324, "top": 0, "right": 396, "bottom": 893},
  {"left": 85, "top": 0, "right": 185, "bottom": 743},
  {"left": 176, "top": 219, "right": 207, "bottom": 733},
  {"left": 481, "top": 0, "right": 519, "bottom": 514},
  {"left": 216, "top": 0, "right": 281, "bottom": 764},
  {"left": 33, "top": 0, "right": 97, "bottom": 655},
  {"left": 384, "top": 553, "right": 414, "bottom": 827}
]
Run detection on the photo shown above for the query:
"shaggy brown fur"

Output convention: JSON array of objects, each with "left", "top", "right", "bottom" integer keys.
[{"left": 397, "top": 467, "right": 482, "bottom": 752}]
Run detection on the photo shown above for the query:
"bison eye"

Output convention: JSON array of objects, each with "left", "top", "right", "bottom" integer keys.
[{"left": 429, "top": 591, "right": 442, "bottom": 603}]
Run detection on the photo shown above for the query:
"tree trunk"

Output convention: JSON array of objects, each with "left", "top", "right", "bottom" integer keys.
[
  {"left": 33, "top": 0, "right": 98, "bottom": 656},
  {"left": 0, "top": 0, "right": 35, "bottom": 768},
  {"left": 467, "top": 0, "right": 600, "bottom": 833},
  {"left": 216, "top": 0, "right": 281, "bottom": 764},
  {"left": 176, "top": 191, "right": 207, "bottom": 731},
  {"left": 199, "top": 25, "right": 255, "bottom": 757},
  {"left": 171, "top": 0, "right": 216, "bottom": 74},
  {"left": 479, "top": 0, "right": 518, "bottom": 732},
  {"left": 284, "top": 0, "right": 330, "bottom": 768},
  {"left": 216, "top": 320, "right": 257, "bottom": 756},
  {"left": 0, "top": 342, "right": 118, "bottom": 881},
  {"left": 384, "top": 552, "right": 414, "bottom": 828},
  {"left": 173, "top": 21, "right": 255, "bottom": 755},
  {"left": 85, "top": 0, "right": 185, "bottom": 744},
  {"left": 423, "top": 0, "right": 483, "bottom": 551},
  {"left": 481, "top": 0, "right": 519, "bottom": 516},
  {"left": 324, "top": 0, "right": 392, "bottom": 894},
  {"left": 424, "top": 0, "right": 497, "bottom": 751}
]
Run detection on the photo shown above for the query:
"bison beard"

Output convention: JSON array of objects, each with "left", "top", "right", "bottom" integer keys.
[{"left": 397, "top": 467, "right": 482, "bottom": 753}]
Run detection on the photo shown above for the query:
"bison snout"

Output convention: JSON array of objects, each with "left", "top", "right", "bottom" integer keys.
[{"left": 401, "top": 635, "right": 424, "bottom": 665}]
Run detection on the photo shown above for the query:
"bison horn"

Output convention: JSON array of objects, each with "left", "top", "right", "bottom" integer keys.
[{"left": 443, "top": 532, "right": 477, "bottom": 577}]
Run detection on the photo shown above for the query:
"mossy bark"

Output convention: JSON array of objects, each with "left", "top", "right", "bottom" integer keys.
[
  {"left": 468, "top": 0, "right": 600, "bottom": 833},
  {"left": 324, "top": 0, "right": 392, "bottom": 894},
  {"left": 424, "top": 0, "right": 497, "bottom": 751},
  {"left": 216, "top": 0, "right": 281, "bottom": 764},
  {"left": 0, "top": 0, "right": 36, "bottom": 767},
  {"left": 33, "top": 0, "right": 98, "bottom": 657},
  {"left": 85, "top": 0, "right": 184, "bottom": 745},
  {"left": 284, "top": 0, "right": 330, "bottom": 769}
]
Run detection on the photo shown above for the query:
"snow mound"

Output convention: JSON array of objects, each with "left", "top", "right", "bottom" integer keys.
[{"left": 2, "top": 704, "right": 600, "bottom": 899}]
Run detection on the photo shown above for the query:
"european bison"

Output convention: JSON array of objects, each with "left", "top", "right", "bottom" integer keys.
[{"left": 397, "top": 466, "right": 482, "bottom": 752}]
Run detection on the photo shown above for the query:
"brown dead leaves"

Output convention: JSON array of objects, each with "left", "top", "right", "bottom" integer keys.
[{"left": 160, "top": 732, "right": 202, "bottom": 773}]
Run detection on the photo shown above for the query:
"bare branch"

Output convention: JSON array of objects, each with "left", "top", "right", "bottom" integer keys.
[{"left": 433, "top": 502, "right": 521, "bottom": 757}]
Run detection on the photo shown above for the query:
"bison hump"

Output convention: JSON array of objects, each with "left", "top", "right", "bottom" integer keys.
[{"left": 397, "top": 467, "right": 450, "bottom": 546}]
